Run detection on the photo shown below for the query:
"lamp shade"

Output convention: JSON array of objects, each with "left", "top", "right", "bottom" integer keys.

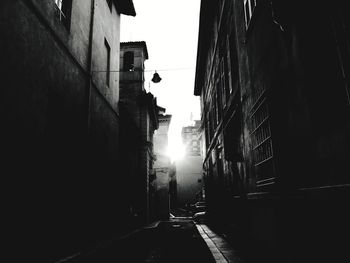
[{"left": 151, "top": 72, "right": 161, "bottom": 83}]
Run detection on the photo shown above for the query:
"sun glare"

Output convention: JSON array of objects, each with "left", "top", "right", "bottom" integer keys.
[{"left": 167, "top": 142, "right": 185, "bottom": 163}]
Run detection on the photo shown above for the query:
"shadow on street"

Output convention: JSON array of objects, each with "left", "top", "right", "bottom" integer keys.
[{"left": 71, "top": 217, "right": 215, "bottom": 263}]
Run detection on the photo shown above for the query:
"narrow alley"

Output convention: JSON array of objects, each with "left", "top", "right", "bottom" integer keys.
[{"left": 1, "top": 1, "right": 350, "bottom": 263}]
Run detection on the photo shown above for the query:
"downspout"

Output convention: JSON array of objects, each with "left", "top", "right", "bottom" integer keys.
[{"left": 86, "top": 0, "right": 96, "bottom": 133}]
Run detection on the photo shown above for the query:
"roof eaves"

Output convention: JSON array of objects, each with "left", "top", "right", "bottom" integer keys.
[
  {"left": 194, "top": 0, "right": 216, "bottom": 96},
  {"left": 194, "top": 0, "right": 207, "bottom": 96},
  {"left": 115, "top": 0, "right": 136, "bottom": 17},
  {"left": 120, "top": 41, "right": 149, "bottom": 59}
]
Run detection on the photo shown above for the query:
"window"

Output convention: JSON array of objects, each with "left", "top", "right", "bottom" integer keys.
[
  {"left": 104, "top": 38, "right": 111, "bottom": 87},
  {"left": 106, "top": 0, "right": 112, "bottom": 12},
  {"left": 123, "top": 52, "right": 134, "bottom": 71},
  {"left": 54, "top": 0, "right": 72, "bottom": 29},
  {"left": 243, "top": 0, "right": 257, "bottom": 29}
]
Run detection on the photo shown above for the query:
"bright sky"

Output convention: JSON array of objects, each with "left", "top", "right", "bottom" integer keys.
[{"left": 120, "top": 0, "right": 202, "bottom": 160}]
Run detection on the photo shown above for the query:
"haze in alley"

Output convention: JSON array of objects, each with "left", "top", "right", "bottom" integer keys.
[
  {"left": 120, "top": 0, "right": 202, "bottom": 161},
  {"left": 1, "top": 1, "right": 350, "bottom": 263}
]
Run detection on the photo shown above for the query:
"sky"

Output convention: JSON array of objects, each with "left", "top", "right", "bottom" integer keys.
[{"left": 120, "top": 0, "right": 202, "bottom": 159}]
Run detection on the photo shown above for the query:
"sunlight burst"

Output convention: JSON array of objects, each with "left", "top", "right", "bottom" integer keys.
[{"left": 167, "top": 142, "right": 185, "bottom": 162}]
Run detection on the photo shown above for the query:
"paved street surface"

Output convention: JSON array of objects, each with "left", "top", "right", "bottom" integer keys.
[
  {"left": 70, "top": 217, "right": 216, "bottom": 263},
  {"left": 144, "top": 219, "right": 216, "bottom": 263},
  {"left": 61, "top": 203, "right": 249, "bottom": 263},
  {"left": 196, "top": 224, "right": 245, "bottom": 263}
]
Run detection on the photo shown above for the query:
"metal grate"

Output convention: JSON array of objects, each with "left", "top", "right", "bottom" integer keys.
[{"left": 249, "top": 84, "right": 274, "bottom": 184}]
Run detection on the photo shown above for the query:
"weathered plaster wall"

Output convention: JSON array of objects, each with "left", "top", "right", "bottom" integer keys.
[{"left": 91, "top": 0, "right": 121, "bottom": 111}]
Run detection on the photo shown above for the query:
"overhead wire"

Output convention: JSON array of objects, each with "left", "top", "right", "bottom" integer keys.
[{"left": 91, "top": 67, "right": 194, "bottom": 73}]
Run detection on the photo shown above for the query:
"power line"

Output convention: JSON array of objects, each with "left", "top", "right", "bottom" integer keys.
[
  {"left": 147, "top": 67, "right": 194, "bottom": 72},
  {"left": 91, "top": 67, "right": 194, "bottom": 73}
]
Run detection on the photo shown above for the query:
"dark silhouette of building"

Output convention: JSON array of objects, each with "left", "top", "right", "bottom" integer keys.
[
  {"left": 153, "top": 113, "right": 173, "bottom": 220},
  {"left": 194, "top": 0, "right": 350, "bottom": 262},
  {"left": 0, "top": 1, "right": 135, "bottom": 262},
  {"left": 119, "top": 41, "right": 162, "bottom": 225}
]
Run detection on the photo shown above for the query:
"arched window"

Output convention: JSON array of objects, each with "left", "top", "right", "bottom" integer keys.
[{"left": 124, "top": 52, "right": 134, "bottom": 71}]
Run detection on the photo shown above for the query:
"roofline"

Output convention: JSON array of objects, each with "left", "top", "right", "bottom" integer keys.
[
  {"left": 194, "top": 0, "right": 205, "bottom": 96},
  {"left": 157, "top": 105, "right": 166, "bottom": 111},
  {"left": 194, "top": 0, "right": 213, "bottom": 96},
  {"left": 158, "top": 114, "right": 172, "bottom": 121},
  {"left": 120, "top": 41, "right": 149, "bottom": 59}
]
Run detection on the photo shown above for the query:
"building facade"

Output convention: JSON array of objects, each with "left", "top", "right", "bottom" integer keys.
[
  {"left": 119, "top": 41, "right": 162, "bottom": 225},
  {"left": 195, "top": 0, "right": 350, "bottom": 262},
  {"left": 0, "top": 0, "right": 135, "bottom": 261},
  {"left": 176, "top": 120, "right": 204, "bottom": 206},
  {"left": 153, "top": 113, "right": 172, "bottom": 219}
]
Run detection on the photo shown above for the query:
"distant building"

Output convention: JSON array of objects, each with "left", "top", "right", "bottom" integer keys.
[
  {"left": 195, "top": 0, "right": 350, "bottom": 262},
  {"left": 176, "top": 120, "right": 204, "bottom": 206},
  {"left": 0, "top": 1, "right": 135, "bottom": 261},
  {"left": 119, "top": 41, "right": 162, "bottom": 225},
  {"left": 182, "top": 120, "right": 202, "bottom": 156}
]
